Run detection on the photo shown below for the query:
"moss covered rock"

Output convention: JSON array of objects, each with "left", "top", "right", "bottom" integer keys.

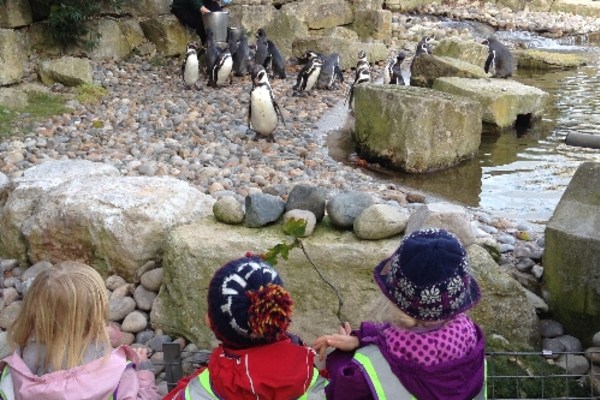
[
  {"left": 0, "top": 29, "right": 27, "bottom": 86},
  {"left": 515, "top": 49, "right": 587, "bottom": 70},
  {"left": 433, "top": 37, "right": 489, "bottom": 69},
  {"left": 38, "top": 56, "right": 93, "bottom": 87},
  {"left": 410, "top": 54, "right": 487, "bottom": 88}
]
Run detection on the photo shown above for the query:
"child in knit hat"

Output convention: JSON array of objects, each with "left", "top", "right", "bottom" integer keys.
[
  {"left": 165, "top": 255, "right": 327, "bottom": 400},
  {"left": 314, "top": 228, "right": 486, "bottom": 400}
]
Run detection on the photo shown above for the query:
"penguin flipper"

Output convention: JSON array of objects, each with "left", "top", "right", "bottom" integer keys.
[
  {"left": 274, "top": 100, "right": 286, "bottom": 128},
  {"left": 484, "top": 51, "right": 494, "bottom": 74},
  {"left": 334, "top": 66, "right": 344, "bottom": 84}
]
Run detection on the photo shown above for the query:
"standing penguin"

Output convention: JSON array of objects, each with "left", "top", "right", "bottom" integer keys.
[
  {"left": 266, "top": 40, "right": 287, "bottom": 79},
  {"left": 209, "top": 49, "right": 233, "bottom": 87},
  {"left": 293, "top": 53, "right": 323, "bottom": 96},
  {"left": 255, "top": 33, "right": 269, "bottom": 69},
  {"left": 233, "top": 34, "right": 251, "bottom": 77},
  {"left": 385, "top": 51, "right": 406, "bottom": 85},
  {"left": 356, "top": 50, "right": 369, "bottom": 73},
  {"left": 483, "top": 37, "right": 514, "bottom": 78},
  {"left": 410, "top": 35, "right": 433, "bottom": 70},
  {"left": 316, "top": 52, "right": 344, "bottom": 90},
  {"left": 346, "top": 67, "right": 370, "bottom": 111},
  {"left": 181, "top": 42, "right": 200, "bottom": 89},
  {"left": 248, "top": 65, "right": 285, "bottom": 140},
  {"left": 204, "top": 29, "right": 219, "bottom": 77}
]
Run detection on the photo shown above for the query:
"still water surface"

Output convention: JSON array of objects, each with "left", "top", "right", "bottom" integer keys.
[{"left": 326, "top": 34, "right": 600, "bottom": 232}]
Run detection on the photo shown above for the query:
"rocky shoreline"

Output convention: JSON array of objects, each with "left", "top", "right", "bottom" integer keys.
[{"left": 1, "top": 2, "right": 600, "bottom": 395}]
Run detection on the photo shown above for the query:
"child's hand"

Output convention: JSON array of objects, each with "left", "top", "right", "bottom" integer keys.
[
  {"left": 313, "top": 322, "right": 359, "bottom": 361},
  {"left": 133, "top": 346, "right": 149, "bottom": 362}
]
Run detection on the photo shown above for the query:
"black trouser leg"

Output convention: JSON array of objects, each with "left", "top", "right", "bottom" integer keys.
[{"left": 172, "top": 7, "right": 206, "bottom": 44}]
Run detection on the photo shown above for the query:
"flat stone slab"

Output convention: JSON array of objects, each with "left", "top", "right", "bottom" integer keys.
[
  {"left": 410, "top": 54, "right": 487, "bottom": 88},
  {"left": 515, "top": 49, "right": 588, "bottom": 70},
  {"left": 432, "top": 77, "right": 549, "bottom": 129}
]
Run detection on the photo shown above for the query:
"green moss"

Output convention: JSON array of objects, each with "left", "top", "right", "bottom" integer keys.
[
  {"left": 0, "top": 106, "right": 12, "bottom": 137},
  {"left": 75, "top": 83, "right": 108, "bottom": 105},
  {"left": 25, "top": 92, "right": 69, "bottom": 118}
]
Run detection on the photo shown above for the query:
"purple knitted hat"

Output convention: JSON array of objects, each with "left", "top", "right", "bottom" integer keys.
[{"left": 374, "top": 228, "right": 480, "bottom": 321}]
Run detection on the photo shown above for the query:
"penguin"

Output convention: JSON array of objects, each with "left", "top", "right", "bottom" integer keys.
[
  {"left": 293, "top": 53, "right": 323, "bottom": 96},
  {"left": 209, "top": 49, "right": 233, "bottom": 87},
  {"left": 411, "top": 35, "right": 433, "bottom": 70},
  {"left": 316, "top": 52, "right": 344, "bottom": 90},
  {"left": 356, "top": 50, "right": 369, "bottom": 72},
  {"left": 248, "top": 64, "right": 285, "bottom": 140},
  {"left": 483, "top": 37, "right": 514, "bottom": 79},
  {"left": 227, "top": 27, "right": 242, "bottom": 57},
  {"left": 254, "top": 33, "right": 269, "bottom": 69},
  {"left": 233, "top": 34, "right": 251, "bottom": 77},
  {"left": 204, "top": 29, "right": 219, "bottom": 77},
  {"left": 385, "top": 51, "right": 406, "bottom": 85},
  {"left": 181, "top": 42, "right": 200, "bottom": 89},
  {"left": 266, "top": 39, "right": 287, "bottom": 79},
  {"left": 416, "top": 35, "right": 433, "bottom": 56},
  {"left": 346, "top": 67, "right": 370, "bottom": 111}
]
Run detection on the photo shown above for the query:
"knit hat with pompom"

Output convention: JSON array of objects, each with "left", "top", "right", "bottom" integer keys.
[{"left": 207, "top": 255, "right": 293, "bottom": 349}]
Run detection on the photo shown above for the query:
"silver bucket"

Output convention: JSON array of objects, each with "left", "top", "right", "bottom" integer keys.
[{"left": 202, "top": 11, "right": 228, "bottom": 42}]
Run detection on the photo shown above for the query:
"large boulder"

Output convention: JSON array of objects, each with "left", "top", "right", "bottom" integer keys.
[
  {"left": 0, "top": 160, "right": 215, "bottom": 281},
  {"left": 384, "top": 0, "right": 441, "bottom": 12},
  {"left": 353, "top": 10, "right": 392, "bottom": 41},
  {"left": 281, "top": 0, "right": 353, "bottom": 30},
  {"left": 227, "top": 5, "right": 275, "bottom": 38},
  {"left": 0, "top": 0, "right": 32, "bottom": 28},
  {"left": 154, "top": 218, "right": 540, "bottom": 348},
  {"left": 544, "top": 162, "right": 600, "bottom": 346},
  {"left": 410, "top": 54, "right": 487, "bottom": 87},
  {"left": 140, "top": 15, "right": 189, "bottom": 56},
  {"left": 118, "top": 19, "right": 147, "bottom": 52},
  {"left": 293, "top": 36, "right": 388, "bottom": 71},
  {"left": 515, "top": 49, "right": 587, "bottom": 70},
  {"left": 353, "top": 84, "right": 482, "bottom": 173},
  {"left": 262, "top": 11, "right": 308, "bottom": 59},
  {"left": 432, "top": 37, "right": 489, "bottom": 68},
  {"left": 38, "top": 57, "right": 93, "bottom": 86},
  {"left": 0, "top": 29, "right": 27, "bottom": 86},
  {"left": 468, "top": 244, "right": 539, "bottom": 348},
  {"left": 432, "top": 77, "right": 549, "bottom": 129},
  {"left": 121, "top": 0, "right": 171, "bottom": 17},
  {"left": 85, "top": 18, "right": 132, "bottom": 60}
]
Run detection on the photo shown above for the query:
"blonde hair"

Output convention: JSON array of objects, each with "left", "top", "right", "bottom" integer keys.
[
  {"left": 8, "top": 261, "right": 111, "bottom": 372},
  {"left": 368, "top": 293, "right": 448, "bottom": 330}
]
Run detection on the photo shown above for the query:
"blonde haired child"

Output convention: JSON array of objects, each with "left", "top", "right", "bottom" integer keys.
[{"left": 0, "top": 261, "right": 161, "bottom": 400}]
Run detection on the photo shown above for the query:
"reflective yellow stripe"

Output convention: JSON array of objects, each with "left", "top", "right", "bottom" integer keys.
[
  {"left": 354, "top": 352, "right": 388, "bottom": 400},
  {"left": 297, "top": 367, "right": 320, "bottom": 400}
]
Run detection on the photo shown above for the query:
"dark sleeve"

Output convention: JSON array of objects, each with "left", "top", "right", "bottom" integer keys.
[
  {"left": 190, "top": 0, "right": 203, "bottom": 10},
  {"left": 355, "top": 321, "right": 387, "bottom": 347},
  {"left": 324, "top": 350, "right": 373, "bottom": 400}
]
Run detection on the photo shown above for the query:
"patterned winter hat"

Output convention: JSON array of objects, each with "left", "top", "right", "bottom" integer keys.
[
  {"left": 374, "top": 228, "right": 480, "bottom": 321},
  {"left": 207, "top": 255, "right": 293, "bottom": 349}
]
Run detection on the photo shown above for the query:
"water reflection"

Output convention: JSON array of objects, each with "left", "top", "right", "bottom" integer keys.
[{"left": 326, "top": 38, "right": 600, "bottom": 231}]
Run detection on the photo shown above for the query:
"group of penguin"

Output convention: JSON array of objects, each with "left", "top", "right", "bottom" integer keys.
[{"left": 180, "top": 29, "right": 513, "bottom": 140}]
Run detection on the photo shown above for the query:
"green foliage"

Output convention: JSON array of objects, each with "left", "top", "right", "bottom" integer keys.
[
  {"left": 486, "top": 353, "right": 591, "bottom": 398},
  {"left": 75, "top": 83, "right": 108, "bottom": 104},
  {"left": 44, "top": 0, "right": 128, "bottom": 50},
  {"left": 0, "top": 92, "right": 68, "bottom": 137},
  {"left": 261, "top": 219, "right": 306, "bottom": 266}
]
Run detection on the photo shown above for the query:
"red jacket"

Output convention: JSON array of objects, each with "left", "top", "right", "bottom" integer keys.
[{"left": 165, "top": 338, "right": 318, "bottom": 400}]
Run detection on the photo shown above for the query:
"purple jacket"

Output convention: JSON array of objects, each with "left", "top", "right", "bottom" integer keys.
[{"left": 325, "top": 321, "right": 486, "bottom": 400}]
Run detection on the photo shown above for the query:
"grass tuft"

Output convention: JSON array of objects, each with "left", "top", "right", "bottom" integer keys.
[{"left": 75, "top": 83, "right": 108, "bottom": 105}]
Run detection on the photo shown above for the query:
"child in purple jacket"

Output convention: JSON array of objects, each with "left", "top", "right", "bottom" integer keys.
[{"left": 314, "top": 228, "right": 486, "bottom": 400}]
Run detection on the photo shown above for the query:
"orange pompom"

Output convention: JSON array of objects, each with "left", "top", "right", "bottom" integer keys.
[{"left": 246, "top": 284, "right": 293, "bottom": 341}]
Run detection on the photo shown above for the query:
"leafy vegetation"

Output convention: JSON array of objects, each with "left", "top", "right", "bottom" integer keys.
[
  {"left": 0, "top": 92, "right": 68, "bottom": 138},
  {"left": 75, "top": 83, "right": 108, "bottom": 104},
  {"left": 44, "top": 0, "right": 129, "bottom": 50},
  {"left": 260, "top": 218, "right": 345, "bottom": 324}
]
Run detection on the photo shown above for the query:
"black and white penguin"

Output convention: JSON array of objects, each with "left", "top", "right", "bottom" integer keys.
[
  {"left": 248, "top": 64, "right": 285, "bottom": 140},
  {"left": 356, "top": 50, "right": 369, "bottom": 72},
  {"left": 292, "top": 53, "right": 323, "bottom": 96},
  {"left": 266, "top": 39, "right": 286, "bottom": 79},
  {"left": 208, "top": 49, "right": 233, "bottom": 87},
  {"left": 204, "top": 29, "right": 219, "bottom": 77},
  {"left": 483, "top": 37, "right": 514, "bottom": 79},
  {"left": 346, "top": 66, "right": 370, "bottom": 110},
  {"left": 384, "top": 51, "right": 406, "bottom": 85},
  {"left": 233, "top": 34, "right": 251, "bottom": 77},
  {"left": 316, "top": 52, "right": 344, "bottom": 90},
  {"left": 254, "top": 33, "right": 269, "bottom": 68},
  {"left": 181, "top": 42, "right": 200, "bottom": 89},
  {"left": 415, "top": 35, "right": 433, "bottom": 56}
]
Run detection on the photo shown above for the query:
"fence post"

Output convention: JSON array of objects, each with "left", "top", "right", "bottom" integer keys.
[{"left": 163, "top": 342, "right": 184, "bottom": 391}]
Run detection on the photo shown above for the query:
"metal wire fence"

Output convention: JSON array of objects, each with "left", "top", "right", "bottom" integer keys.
[{"left": 161, "top": 344, "right": 600, "bottom": 399}]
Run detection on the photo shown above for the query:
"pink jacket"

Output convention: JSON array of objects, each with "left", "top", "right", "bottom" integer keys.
[{"left": 1, "top": 345, "right": 161, "bottom": 400}]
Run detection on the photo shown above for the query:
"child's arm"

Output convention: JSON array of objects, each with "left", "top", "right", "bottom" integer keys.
[{"left": 313, "top": 322, "right": 359, "bottom": 362}]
